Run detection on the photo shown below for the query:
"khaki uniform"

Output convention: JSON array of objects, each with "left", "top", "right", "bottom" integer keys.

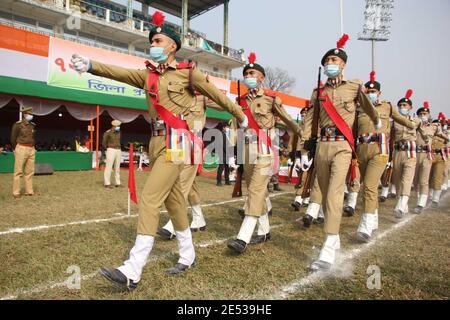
[
  {"left": 238, "top": 88, "right": 301, "bottom": 217},
  {"left": 391, "top": 116, "right": 421, "bottom": 197},
  {"left": 414, "top": 122, "right": 446, "bottom": 195},
  {"left": 11, "top": 120, "right": 36, "bottom": 196},
  {"left": 430, "top": 135, "right": 447, "bottom": 190},
  {"left": 356, "top": 101, "right": 415, "bottom": 213},
  {"left": 102, "top": 129, "right": 122, "bottom": 186},
  {"left": 300, "top": 79, "right": 379, "bottom": 235},
  {"left": 90, "top": 59, "right": 245, "bottom": 236}
]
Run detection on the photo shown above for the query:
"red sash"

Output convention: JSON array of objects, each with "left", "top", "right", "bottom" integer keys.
[
  {"left": 238, "top": 95, "right": 279, "bottom": 175},
  {"left": 145, "top": 61, "right": 203, "bottom": 172},
  {"left": 319, "top": 88, "right": 358, "bottom": 180}
]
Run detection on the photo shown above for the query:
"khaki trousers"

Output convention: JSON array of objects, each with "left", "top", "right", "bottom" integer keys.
[
  {"left": 13, "top": 145, "right": 35, "bottom": 195},
  {"left": 357, "top": 143, "right": 388, "bottom": 213},
  {"left": 392, "top": 150, "right": 417, "bottom": 197},
  {"left": 243, "top": 144, "right": 272, "bottom": 217},
  {"left": 315, "top": 141, "right": 352, "bottom": 235},
  {"left": 414, "top": 153, "right": 432, "bottom": 195},
  {"left": 430, "top": 155, "right": 446, "bottom": 190},
  {"left": 187, "top": 178, "right": 201, "bottom": 206},
  {"left": 137, "top": 137, "right": 193, "bottom": 236},
  {"left": 104, "top": 148, "right": 121, "bottom": 186}
]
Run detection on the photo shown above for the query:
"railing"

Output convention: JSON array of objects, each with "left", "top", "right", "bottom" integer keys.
[{"left": 31, "top": 0, "right": 244, "bottom": 62}]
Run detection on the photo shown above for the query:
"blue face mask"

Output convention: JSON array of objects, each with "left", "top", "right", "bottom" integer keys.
[
  {"left": 115, "top": 127, "right": 120, "bottom": 132},
  {"left": 243, "top": 77, "right": 259, "bottom": 89},
  {"left": 399, "top": 108, "right": 409, "bottom": 116},
  {"left": 25, "top": 114, "right": 33, "bottom": 122},
  {"left": 368, "top": 93, "right": 378, "bottom": 104},
  {"left": 150, "top": 46, "right": 168, "bottom": 63},
  {"left": 324, "top": 64, "right": 341, "bottom": 78}
]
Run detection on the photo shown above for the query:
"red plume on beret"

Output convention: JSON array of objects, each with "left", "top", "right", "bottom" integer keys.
[
  {"left": 152, "top": 11, "right": 165, "bottom": 27},
  {"left": 405, "top": 89, "right": 413, "bottom": 99},
  {"left": 438, "top": 112, "right": 446, "bottom": 122},
  {"left": 370, "top": 71, "right": 376, "bottom": 84},
  {"left": 248, "top": 52, "right": 256, "bottom": 65},
  {"left": 337, "top": 34, "right": 349, "bottom": 49},
  {"left": 423, "top": 101, "right": 429, "bottom": 110}
]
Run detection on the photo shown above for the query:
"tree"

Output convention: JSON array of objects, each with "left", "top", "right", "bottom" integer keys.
[{"left": 263, "top": 67, "right": 296, "bottom": 94}]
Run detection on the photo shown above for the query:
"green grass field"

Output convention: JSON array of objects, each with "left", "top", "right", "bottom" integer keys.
[{"left": 0, "top": 170, "right": 449, "bottom": 300}]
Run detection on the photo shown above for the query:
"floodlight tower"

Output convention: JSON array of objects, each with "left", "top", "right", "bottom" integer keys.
[{"left": 358, "top": 0, "right": 395, "bottom": 71}]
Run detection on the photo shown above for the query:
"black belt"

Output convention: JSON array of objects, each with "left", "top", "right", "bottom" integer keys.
[
  {"left": 416, "top": 145, "right": 431, "bottom": 152},
  {"left": 321, "top": 127, "right": 343, "bottom": 137},
  {"left": 150, "top": 118, "right": 167, "bottom": 136},
  {"left": 357, "top": 134, "right": 380, "bottom": 144},
  {"left": 395, "top": 141, "right": 410, "bottom": 151}
]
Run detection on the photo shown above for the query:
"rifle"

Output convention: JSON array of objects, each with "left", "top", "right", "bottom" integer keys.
[
  {"left": 382, "top": 122, "right": 395, "bottom": 187},
  {"left": 304, "top": 67, "right": 322, "bottom": 163},
  {"left": 232, "top": 80, "right": 244, "bottom": 198},
  {"left": 287, "top": 114, "right": 299, "bottom": 183}
]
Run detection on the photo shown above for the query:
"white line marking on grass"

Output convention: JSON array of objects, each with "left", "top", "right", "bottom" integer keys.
[
  {"left": 0, "top": 192, "right": 293, "bottom": 237},
  {"left": 268, "top": 201, "right": 441, "bottom": 300},
  {"left": 0, "top": 222, "right": 291, "bottom": 300}
]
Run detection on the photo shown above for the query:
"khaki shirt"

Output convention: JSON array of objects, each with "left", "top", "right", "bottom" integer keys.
[
  {"left": 11, "top": 120, "right": 35, "bottom": 148},
  {"left": 230, "top": 88, "right": 301, "bottom": 144},
  {"left": 300, "top": 79, "right": 379, "bottom": 153},
  {"left": 357, "top": 101, "right": 415, "bottom": 136},
  {"left": 417, "top": 122, "right": 447, "bottom": 146},
  {"left": 432, "top": 134, "right": 447, "bottom": 149},
  {"left": 102, "top": 129, "right": 121, "bottom": 149},
  {"left": 89, "top": 59, "right": 245, "bottom": 129},
  {"left": 393, "top": 115, "right": 421, "bottom": 142}
]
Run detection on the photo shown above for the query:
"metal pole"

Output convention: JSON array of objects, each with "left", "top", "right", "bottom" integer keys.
[
  {"left": 223, "top": 0, "right": 229, "bottom": 48},
  {"left": 95, "top": 105, "right": 100, "bottom": 171},
  {"left": 182, "top": 0, "right": 189, "bottom": 39},
  {"left": 340, "top": 0, "right": 344, "bottom": 35},
  {"left": 372, "top": 39, "right": 375, "bottom": 71}
]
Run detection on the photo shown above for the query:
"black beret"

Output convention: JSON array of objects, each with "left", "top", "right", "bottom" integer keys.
[
  {"left": 365, "top": 81, "right": 381, "bottom": 91},
  {"left": 321, "top": 48, "right": 348, "bottom": 66},
  {"left": 242, "top": 63, "right": 266, "bottom": 77},
  {"left": 416, "top": 107, "right": 430, "bottom": 116},
  {"left": 397, "top": 98, "right": 413, "bottom": 107},
  {"left": 149, "top": 25, "right": 181, "bottom": 51}
]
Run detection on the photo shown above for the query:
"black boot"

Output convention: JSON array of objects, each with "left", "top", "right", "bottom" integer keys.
[
  {"left": 379, "top": 195, "right": 387, "bottom": 203},
  {"left": 238, "top": 208, "right": 245, "bottom": 219},
  {"left": 273, "top": 184, "right": 283, "bottom": 191},
  {"left": 291, "top": 201, "right": 301, "bottom": 211},
  {"left": 249, "top": 233, "right": 271, "bottom": 245},
  {"left": 157, "top": 227, "right": 176, "bottom": 240},
  {"left": 343, "top": 206, "right": 355, "bottom": 217},
  {"left": 227, "top": 239, "right": 247, "bottom": 254},
  {"left": 302, "top": 214, "right": 314, "bottom": 228},
  {"left": 166, "top": 260, "right": 197, "bottom": 275},
  {"left": 98, "top": 268, "right": 138, "bottom": 291}
]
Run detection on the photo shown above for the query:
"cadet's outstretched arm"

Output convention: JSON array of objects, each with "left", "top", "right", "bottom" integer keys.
[
  {"left": 88, "top": 60, "right": 147, "bottom": 89},
  {"left": 358, "top": 87, "right": 380, "bottom": 126},
  {"left": 391, "top": 104, "right": 416, "bottom": 129},
  {"left": 191, "top": 68, "right": 245, "bottom": 123},
  {"left": 272, "top": 97, "right": 301, "bottom": 137}
]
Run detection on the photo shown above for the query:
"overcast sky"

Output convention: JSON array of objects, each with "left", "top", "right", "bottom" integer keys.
[{"left": 121, "top": 0, "right": 450, "bottom": 118}]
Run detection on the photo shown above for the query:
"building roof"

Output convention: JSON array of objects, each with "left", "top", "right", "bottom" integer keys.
[{"left": 136, "top": 0, "right": 227, "bottom": 19}]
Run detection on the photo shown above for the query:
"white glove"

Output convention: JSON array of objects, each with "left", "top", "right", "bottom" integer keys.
[
  {"left": 386, "top": 161, "right": 392, "bottom": 169},
  {"left": 300, "top": 154, "right": 313, "bottom": 172},
  {"left": 375, "top": 118, "right": 382, "bottom": 130},
  {"left": 71, "top": 54, "right": 91, "bottom": 73},
  {"left": 239, "top": 115, "right": 249, "bottom": 129}
]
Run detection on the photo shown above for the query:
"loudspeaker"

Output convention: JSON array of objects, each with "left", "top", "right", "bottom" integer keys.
[{"left": 34, "top": 163, "right": 54, "bottom": 175}]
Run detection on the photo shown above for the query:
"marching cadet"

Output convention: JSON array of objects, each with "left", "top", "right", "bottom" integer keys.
[
  {"left": 429, "top": 113, "right": 449, "bottom": 208},
  {"left": 299, "top": 34, "right": 381, "bottom": 271},
  {"left": 442, "top": 119, "right": 450, "bottom": 192},
  {"left": 157, "top": 95, "right": 224, "bottom": 240},
  {"left": 413, "top": 104, "right": 447, "bottom": 213},
  {"left": 72, "top": 11, "right": 248, "bottom": 290},
  {"left": 11, "top": 107, "right": 37, "bottom": 198},
  {"left": 355, "top": 72, "right": 416, "bottom": 242},
  {"left": 391, "top": 90, "right": 421, "bottom": 219},
  {"left": 227, "top": 52, "right": 302, "bottom": 253},
  {"left": 102, "top": 120, "right": 122, "bottom": 188},
  {"left": 301, "top": 175, "right": 325, "bottom": 228}
]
